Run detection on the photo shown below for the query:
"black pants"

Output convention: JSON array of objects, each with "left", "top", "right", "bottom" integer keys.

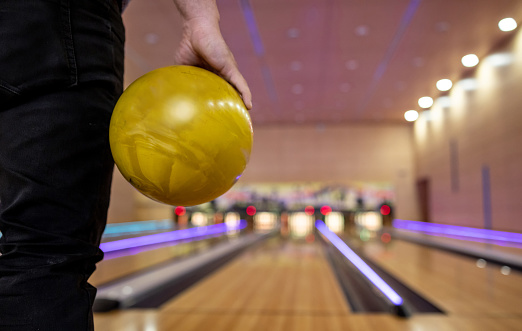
[{"left": 0, "top": 0, "right": 124, "bottom": 330}]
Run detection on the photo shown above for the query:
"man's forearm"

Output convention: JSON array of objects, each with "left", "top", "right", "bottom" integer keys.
[{"left": 173, "top": 0, "right": 220, "bottom": 23}]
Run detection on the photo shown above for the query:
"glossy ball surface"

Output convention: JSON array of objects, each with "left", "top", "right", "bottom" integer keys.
[{"left": 110, "top": 66, "right": 253, "bottom": 206}]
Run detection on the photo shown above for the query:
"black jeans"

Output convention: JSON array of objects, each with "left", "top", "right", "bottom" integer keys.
[{"left": 0, "top": 0, "right": 124, "bottom": 330}]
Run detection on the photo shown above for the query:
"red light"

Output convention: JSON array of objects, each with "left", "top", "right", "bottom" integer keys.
[
  {"left": 304, "top": 206, "right": 315, "bottom": 216},
  {"left": 381, "top": 232, "right": 391, "bottom": 243},
  {"left": 380, "top": 205, "right": 391, "bottom": 215},
  {"left": 175, "top": 206, "right": 186, "bottom": 216},
  {"left": 246, "top": 205, "right": 256, "bottom": 216},
  {"left": 320, "top": 205, "right": 332, "bottom": 215}
]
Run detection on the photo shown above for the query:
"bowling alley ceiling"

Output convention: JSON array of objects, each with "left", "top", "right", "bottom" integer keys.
[{"left": 122, "top": 0, "right": 522, "bottom": 124}]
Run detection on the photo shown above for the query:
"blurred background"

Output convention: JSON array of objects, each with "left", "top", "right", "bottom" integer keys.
[
  {"left": 95, "top": 0, "right": 522, "bottom": 330},
  {"left": 109, "top": 0, "right": 522, "bottom": 233}
]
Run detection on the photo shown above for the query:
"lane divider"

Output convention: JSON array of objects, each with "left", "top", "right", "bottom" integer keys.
[
  {"left": 315, "top": 220, "right": 404, "bottom": 306},
  {"left": 393, "top": 219, "right": 522, "bottom": 244},
  {"left": 100, "top": 220, "right": 247, "bottom": 253}
]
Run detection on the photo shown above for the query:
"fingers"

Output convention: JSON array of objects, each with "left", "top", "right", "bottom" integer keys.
[
  {"left": 179, "top": 20, "right": 253, "bottom": 110},
  {"left": 213, "top": 44, "right": 252, "bottom": 110},
  {"left": 203, "top": 46, "right": 253, "bottom": 110},
  {"left": 224, "top": 67, "right": 253, "bottom": 110}
]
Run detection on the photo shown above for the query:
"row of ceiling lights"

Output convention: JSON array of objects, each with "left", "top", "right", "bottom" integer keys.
[{"left": 404, "top": 17, "right": 518, "bottom": 122}]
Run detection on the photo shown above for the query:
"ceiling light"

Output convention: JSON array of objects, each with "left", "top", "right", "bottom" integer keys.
[
  {"left": 498, "top": 18, "right": 517, "bottom": 32},
  {"left": 462, "top": 54, "right": 479, "bottom": 67},
  {"left": 404, "top": 110, "right": 419, "bottom": 122},
  {"left": 436, "top": 96, "right": 451, "bottom": 108},
  {"left": 287, "top": 28, "right": 300, "bottom": 38},
  {"left": 458, "top": 78, "right": 478, "bottom": 91},
  {"left": 485, "top": 53, "right": 513, "bottom": 67},
  {"left": 355, "top": 25, "right": 369, "bottom": 36},
  {"left": 418, "top": 96, "right": 434, "bottom": 108},
  {"left": 290, "top": 61, "right": 302, "bottom": 71},
  {"left": 345, "top": 60, "right": 359, "bottom": 70},
  {"left": 421, "top": 110, "right": 432, "bottom": 122},
  {"left": 436, "top": 79, "right": 453, "bottom": 91}
]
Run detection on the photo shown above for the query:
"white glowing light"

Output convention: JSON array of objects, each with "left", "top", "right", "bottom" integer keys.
[
  {"left": 436, "top": 96, "right": 451, "bottom": 108},
  {"left": 421, "top": 110, "right": 432, "bottom": 121},
  {"left": 254, "top": 212, "right": 277, "bottom": 231},
  {"left": 499, "top": 18, "right": 517, "bottom": 32},
  {"left": 462, "top": 54, "right": 479, "bottom": 67},
  {"left": 289, "top": 212, "right": 313, "bottom": 237},
  {"left": 355, "top": 25, "right": 369, "bottom": 36},
  {"left": 225, "top": 212, "right": 241, "bottom": 236},
  {"left": 169, "top": 99, "right": 195, "bottom": 123},
  {"left": 325, "top": 212, "right": 345, "bottom": 233},
  {"left": 191, "top": 212, "right": 208, "bottom": 227},
  {"left": 287, "top": 28, "right": 300, "bottom": 38},
  {"left": 500, "top": 266, "right": 511, "bottom": 275},
  {"left": 485, "top": 53, "right": 513, "bottom": 67},
  {"left": 418, "top": 96, "right": 434, "bottom": 109},
  {"left": 476, "top": 259, "right": 487, "bottom": 268},
  {"left": 458, "top": 78, "right": 478, "bottom": 91},
  {"left": 436, "top": 79, "right": 453, "bottom": 91},
  {"left": 404, "top": 110, "right": 419, "bottom": 122},
  {"left": 354, "top": 212, "right": 382, "bottom": 231}
]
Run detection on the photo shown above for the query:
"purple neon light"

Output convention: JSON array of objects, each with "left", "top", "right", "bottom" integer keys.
[
  {"left": 240, "top": 0, "right": 265, "bottom": 57},
  {"left": 100, "top": 220, "right": 247, "bottom": 253},
  {"left": 103, "top": 232, "right": 226, "bottom": 261},
  {"left": 315, "top": 220, "right": 403, "bottom": 306},
  {"left": 393, "top": 219, "right": 522, "bottom": 244}
]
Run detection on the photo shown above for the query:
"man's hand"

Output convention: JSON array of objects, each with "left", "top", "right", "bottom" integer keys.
[{"left": 173, "top": 1, "right": 252, "bottom": 109}]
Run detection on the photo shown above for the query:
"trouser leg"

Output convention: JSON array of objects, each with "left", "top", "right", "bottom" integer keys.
[{"left": 0, "top": 0, "right": 124, "bottom": 330}]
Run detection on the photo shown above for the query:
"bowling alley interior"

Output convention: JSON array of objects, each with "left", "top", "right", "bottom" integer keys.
[{"left": 87, "top": 0, "right": 522, "bottom": 330}]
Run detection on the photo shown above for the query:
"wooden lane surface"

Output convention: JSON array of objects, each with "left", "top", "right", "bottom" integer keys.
[
  {"left": 94, "top": 236, "right": 522, "bottom": 330},
  {"left": 356, "top": 239, "right": 522, "bottom": 315},
  {"left": 161, "top": 236, "right": 350, "bottom": 314},
  {"left": 94, "top": 236, "right": 352, "bottom": 330},
  {"left": 90, "top": 237, "right": 222, "bottom": 287},
  {"left": 94, "top": 310, "right": 522, "bottom": 331}
]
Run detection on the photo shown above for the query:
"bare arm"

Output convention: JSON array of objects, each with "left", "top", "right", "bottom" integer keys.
[{"left": 172, "top": 0, "right": 252, "bottom": 109}]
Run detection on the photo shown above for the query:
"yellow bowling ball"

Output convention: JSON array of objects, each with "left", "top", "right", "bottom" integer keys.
[{"left": 109, "top": 65, "right": 253, "bottom": 206}]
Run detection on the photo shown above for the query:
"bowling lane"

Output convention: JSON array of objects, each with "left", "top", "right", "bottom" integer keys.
[
  {"left": 94, "top": 233, "right": 522, "bottom": 331},
  {"left": 161, "top": 236, "right": 350, "bottom": 314},
  {"left": 94, "top": 236, "right": 354, "bottom": 331},
  {"left": 353, "top": 238, "right": 522, "bottom": 315}
]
